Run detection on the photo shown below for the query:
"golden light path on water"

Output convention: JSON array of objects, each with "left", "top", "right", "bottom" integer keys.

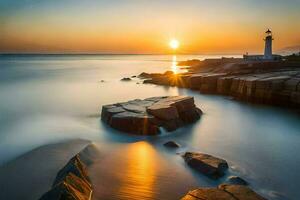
[
  {"left": 171, "top": 55, "right": 178, "bottom": 74},
  {"left": 117, "top": 142, "right": 157, "bottom": 199}
]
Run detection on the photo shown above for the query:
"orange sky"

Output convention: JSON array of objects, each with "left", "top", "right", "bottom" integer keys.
[{"left": 1, "top": 0, "right": 300, "bottom": 54}]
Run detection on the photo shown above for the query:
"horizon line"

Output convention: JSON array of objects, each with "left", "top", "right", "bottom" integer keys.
[{"left": 0, "top": 52, "right": 244, "bottom": 56}]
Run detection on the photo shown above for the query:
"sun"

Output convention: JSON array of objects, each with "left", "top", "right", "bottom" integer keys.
[{"left": 169, "top": 39, "right": 179, "bottom": 50}]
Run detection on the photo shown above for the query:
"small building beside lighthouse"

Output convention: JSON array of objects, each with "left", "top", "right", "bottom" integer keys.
[{"left": 243, "top": 29, "right": 281, "bottom": 61}]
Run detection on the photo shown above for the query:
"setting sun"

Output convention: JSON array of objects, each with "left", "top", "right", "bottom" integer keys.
[{"left": 169, "top": 39, "right": 179, "bottom": 50}]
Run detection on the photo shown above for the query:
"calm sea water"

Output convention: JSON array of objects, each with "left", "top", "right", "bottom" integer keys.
[{"left": 0, "top": 54, "right": 299, "bottom": 200}]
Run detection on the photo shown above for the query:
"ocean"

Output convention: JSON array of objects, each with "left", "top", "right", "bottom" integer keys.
[{"left": 0, "top": 54, "right": 299, "bottom": 200}]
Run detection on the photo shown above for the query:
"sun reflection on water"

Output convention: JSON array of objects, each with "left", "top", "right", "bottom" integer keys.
[
  {"left": 118, "top": 141, "right": 157, "bottom": 199},
  {"left": 171, "top": 55, "right": 179, "bottom": 74}
]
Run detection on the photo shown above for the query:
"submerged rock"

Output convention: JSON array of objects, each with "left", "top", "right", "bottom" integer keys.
[
  {"left": 101, "top": 96, "right": 202, "bottom": 135},
  {"left": 181, "top": 184, "right": 267, "bottom": 200},
  {"left": 39, "top": 144, "right": 94, "bottom": 200},
  {"left": 226, "top": 176, "right": 248, "bottom": 186},
  {"left": 183, "top": 152, "right": 228, "bottom": 179},
  {"left": 164, "top": 141, "right": 181, "bottom": 148}
]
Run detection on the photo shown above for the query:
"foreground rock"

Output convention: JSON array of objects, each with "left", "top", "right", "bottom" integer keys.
[
  {"left": 183, "top": 152, "right": 228, "bottom": 179},
  {"left": 39, "top": 145, "right": 94, "bottom": 200},
  {"left": 181, "top": 184, "right": 267, "bottom": 200},
  {"left": 101, "top": 96, "right": 202, "bottom": 135}
]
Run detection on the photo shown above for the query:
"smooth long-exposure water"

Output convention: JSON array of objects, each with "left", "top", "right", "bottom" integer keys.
[{"left": 0, "top": 54, "right": 299, "bottom": 200}]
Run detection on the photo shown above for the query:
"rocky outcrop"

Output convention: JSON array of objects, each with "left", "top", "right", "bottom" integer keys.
[
  {"left": 139, "top": 64, "right": 300, "bottom": 107},
  {"left": 52, "top": 155, "right": 90, "bottom": 187},
  {"left": 39, "top": 173, "right": 92, "bottom": 200},
  {"left": 39, "top": 145, "right": 95, "bottom": 200},
  {"left": 101, "top": 96, "right": 202, "bottom": 135},
  {"left": 183, "top": 152, "right": 228, "bottom": 179},
  {"left": 181, "top": 184, "right": 267, "bottom": 200}
]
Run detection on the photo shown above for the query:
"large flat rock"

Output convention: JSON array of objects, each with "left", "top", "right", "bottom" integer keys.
[
  {"left": 181, "top": 184, "right": 267, "bottom": 200},
  {"left": 183, "top": 152, "right": 228, "bottom": 179},
  {"left": 101, "top": 96, "right": 202, "bottom": 135}
]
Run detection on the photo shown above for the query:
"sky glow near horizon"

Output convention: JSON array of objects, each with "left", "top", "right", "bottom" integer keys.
[{"left": 0, "top": 0, "right": 300, "bottom": 54}]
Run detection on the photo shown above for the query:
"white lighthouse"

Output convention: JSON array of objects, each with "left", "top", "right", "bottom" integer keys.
[
  {"left": 244, "top": 29, "right": 281, "bottom": 61},
  {"left": 264, "top": 29, "right": 273, "bottom": 60}
]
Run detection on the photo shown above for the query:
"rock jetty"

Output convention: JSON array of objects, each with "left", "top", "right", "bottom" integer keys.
[
  {"left": 39, "top": 146, "right": 94, "bottom": 200},
  {"left": 181, "top": 184, "right": 267, "bottom": 200},
  {"left": 101, "top": 96, "right": 202, "bottom": 135},
  {"left": 183, "top": 152, "right": 228, "bottom": 179},
  {"left": 140, "top": 59, "right": 300, "bottom": 107}
]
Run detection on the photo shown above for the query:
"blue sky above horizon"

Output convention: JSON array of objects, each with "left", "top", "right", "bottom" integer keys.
[{"left": 1, "top": 0, "right": 300, "bottom": 54}]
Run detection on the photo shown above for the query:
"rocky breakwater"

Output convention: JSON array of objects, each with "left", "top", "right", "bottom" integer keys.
[
  {"left": 181, "top": 184, "right": 267, "bottom": 200},
  {"left": 101, "top": 96, "right": 202, "bottom": 135},
  {"left": 140, "top": 66, "right": 300, "bottom": 107},
  {"left": 39, "top": 144, "right": 98, "bottom": 200}
]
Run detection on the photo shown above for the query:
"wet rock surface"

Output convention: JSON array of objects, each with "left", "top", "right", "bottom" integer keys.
[
  {"left": 181, "top": 184, "right": 267, "bottom": 200},
  {"left": 183, "top": 152, "right": 228, "bottom": 179},
  {"left": 139, "top": 60, "right": 300, "bottom": 108},
  {"left": 39, "top": 145, "right": 94, "bottom": 200},
  {"left": 101, "top": 96, "right": 202, "bottom": 135}
]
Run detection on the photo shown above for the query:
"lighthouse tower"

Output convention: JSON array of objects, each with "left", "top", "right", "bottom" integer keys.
[{"left": 264, "top": 29, "right": 273, "bottom": 60}]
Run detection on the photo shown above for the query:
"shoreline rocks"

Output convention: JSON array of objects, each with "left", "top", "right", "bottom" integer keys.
[
  {"left": 101, "top": 96, "right": 202, "bottom": 135},
  {"left": 183, "top": 152, "right": 228, "bottom": 179},
  {"left": 181, "top": 184, "right": 267, "bottom": 200},
  {"left": 139, "top": 62, "right": 300, "bottom": 108}
]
